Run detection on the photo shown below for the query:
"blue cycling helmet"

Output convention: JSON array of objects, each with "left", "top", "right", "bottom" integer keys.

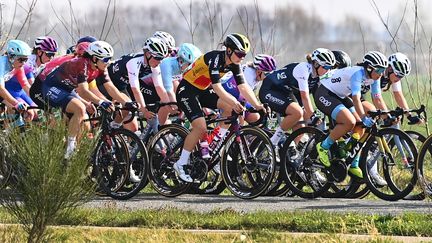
[
  {"left": 7, "top": 40, "right": 32, "bottom": 57},
  {"left": 178, "top": 43, "right": 202, "bottom": 64},
  {"left": 77, "top": 35, "right": 97, "bottom": 44}
]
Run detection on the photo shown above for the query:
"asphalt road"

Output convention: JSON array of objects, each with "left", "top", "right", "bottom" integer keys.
[{"left": 85, "top": 193, "right": 432, "bottom": 215}]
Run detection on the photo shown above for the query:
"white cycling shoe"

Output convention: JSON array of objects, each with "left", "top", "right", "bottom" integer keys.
[
  {"left": 173, "top": 162, "right": 193, "bottom": 183},
  {"left": 129, "top": 165, "right": 141, "bottom": 183},
  {"left": 370, "top": 172, "right": 387, "bottom": 187}
]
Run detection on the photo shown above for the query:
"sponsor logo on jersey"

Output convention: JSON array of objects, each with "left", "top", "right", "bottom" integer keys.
[
  {"left": 331, "top": 77, "right": 342, "bottom": 83},
  {"left": 180, "top": 97, "right": 192, "bottom": 113},
  {"left": 277, "top": 72, "right": 287, "bottom": 80},
  {"left": 265, "top": 93, "right": 285, "bottom": 105},
  {"left": 319, "top": 96, "right": 332, "bottom": 107}
]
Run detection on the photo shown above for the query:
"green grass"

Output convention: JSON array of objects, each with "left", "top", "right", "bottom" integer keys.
[
  {"left": 0, "top": 208, "right": 431, "bottom": 237},
  {"left": 0, "top": 225, "right": 403, "bottom": 243}
]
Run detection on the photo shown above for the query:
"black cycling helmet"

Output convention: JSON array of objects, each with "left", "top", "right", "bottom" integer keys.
[{"left": 332, "top": 50, "right": 351, "bottom": 69}]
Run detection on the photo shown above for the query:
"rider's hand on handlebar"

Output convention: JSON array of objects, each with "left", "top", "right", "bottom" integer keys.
[
  {"left": 99, "top": 100, "right": 114, "bottom": 112},
  {"left": 362, "top": 116, "right": 375, "bottom": 127},
  {"left": 407, "top": 114, "right": 424, "bottom": 125},
  {"left": 141, "top": 106, "right": 155, "bottom": 120},
  {"left": 14, "top": 101, "right": 27, "bottom": 112},
  {"left": 231, "top": 100, "right": 244, "bottom": 114},
  {"left": 85, "top": 102, "right": 96, "bottom": 114}
]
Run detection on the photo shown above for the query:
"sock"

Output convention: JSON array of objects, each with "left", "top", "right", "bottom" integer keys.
[
  {"left": 270, "top": 126, "right": 285, "bottom": 146},
  {"left": 321, "top": 136, "right": 334, "bottom": 150},
  {"left": 177, "top": 149, "right": 191, "bottom": 166},
  {"left": 351, "top": 155, "right": 360, "bottom": 168},
  {"left": 110, "top": 121, "right": 122, "bottom": 128}
]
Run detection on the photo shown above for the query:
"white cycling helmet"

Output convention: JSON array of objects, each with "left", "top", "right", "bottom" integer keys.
[
  {"left": 363, "top": 51, "right": 388, "bottom": 69},
  {"left": 143, "top": 37, "right": 169, "bottom": 59},
  {"left": 311, "top": 48, "right": 336, "bottom": 67},
  {"left": 153, "top": 31, "right": 176, "bottom": 51},
  {"left": 87, "top": 41, "right": 114, "bottom": 59},
  {"left": 388, "top": 52, "right": 411, "bottom": 77}
]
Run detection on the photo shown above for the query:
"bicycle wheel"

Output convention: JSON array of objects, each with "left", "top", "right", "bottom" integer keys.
[
  {"left": 108, "top": 128, "right": 149, "bottom": 200},
  {"left": 221, "top": 127, "right": 276, "bottom": 199},
  {"left": 416, "top": 133, "right": 432, "bottom": 199},
  {"left": 281, "top": 126, "right": 331, "bottom": 199},
  {"left": 93, "top": 130, "right": 130, "bottom": 197},
  {"left": 0, "top": 146, "right": 12, "bottom": 189},
  {"left": 188, "top": 167, "right": 226, "bottom": 195},
  {"left": 360, "top": 128, "right": 417, "bottom": 201},
  {"left": 403, "top": 130, "right": 426, "bottom": 200},
  {"left": 148, "top": 124, "right": 191, "bottom": 197}
]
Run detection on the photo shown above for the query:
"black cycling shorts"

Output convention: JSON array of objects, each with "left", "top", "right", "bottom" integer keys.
[
  {"left": 258, "top": 79, "right": 297, "bottom": 116},
  {"left": 313, "top": 84, "right": 354, "bottom": 119},
  {"left": 176, "top": 79, "right": 219, "bottom": 122}
]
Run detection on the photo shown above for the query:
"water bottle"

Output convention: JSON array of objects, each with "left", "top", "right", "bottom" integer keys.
[
  {"left": 345, "top": 133, "right": 360, "bottom": 151},
  {"left": 200, "top": 140, "right": 211, "bottom": 159},
  {"left": 336, "top": 139, "right": 347, "bottom": 159}
]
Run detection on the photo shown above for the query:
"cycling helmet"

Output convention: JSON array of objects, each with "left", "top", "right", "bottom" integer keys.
[
  {"left": 153, "top": 31, "right": 175, "bottom": 50},
  {"left": 77, "top": 35, "right": 97, "bottom": 44},
  {"left": 224, "top": 33, "right": 250, "bottom": 53},
  {"left": 87, "top": 41, "right": 114, "bottom": 59},
  {"left": 388, "top": 52, "right": 411, "bottom": 77},
  {"left": 75, "top": 42, "right": 90, "bottom": 56},
  {"left": 363, "top": 51, "right": 388, "bottom": 69},
  {"left": 143, "top": 37, "right": 168, "bottom": 59},
  {"left": 7, "top": 40, "right": 32, "bottom": 57},
  {"left": 311, "top": 48, "right": 336, "bottom": 67},
  {"left": 177, "top": 43, "right": 202, "bottom": 64},
  {"left": 253, "top": 54, "right": 277, "bottom": 72},
  {"left": 332, "top": 50, "right": 351, "bottom": 68},
  {"left": 34, "top": 36, "right": 58, "bottom": 53},
  {"left": 66, "top": 45, "right": 75, "bottom": 55}
]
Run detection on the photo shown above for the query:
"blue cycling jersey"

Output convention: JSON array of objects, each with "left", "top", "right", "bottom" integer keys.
[{"left": 160, "top": 57, "right": 182, "bottom": 93}]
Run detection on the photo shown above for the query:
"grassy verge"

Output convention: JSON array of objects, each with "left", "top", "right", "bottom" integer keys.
[
  {"left": 0, "top": 208, "right": 431, "bottom": 237},
  {"left": 0, "top": 225, "right": 406, "bottom": 242}
]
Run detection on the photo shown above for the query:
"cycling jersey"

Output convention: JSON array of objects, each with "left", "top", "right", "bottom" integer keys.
[
  {"left": 44, "top": 57, "right": 110, "bottom": 92},
  {"left": 320, "top": 66, "right": 381, "bottom": 99},
  {"left": 182, "top": 50, "right": 244, "bottom": 90},
  {"left": 0, "top": 56, "right": 27, "bottom": 87},
  {"left": 262, "top": 62, "right": 317, "bottom": 94},
  {"left": 37, "top": 55, "right": 74, "bottom": 81},
  {"left": 24, "top": 55, "right": 39, "bottom": 80},
  {"left": 104, "top": 52, "right": 162, "bottom": 91},
  {"left": 160, "top": 57, "right": 182, "bottom": 93},
  {"left": 361, "top": 72, "right": 402, "bottom": 95}
]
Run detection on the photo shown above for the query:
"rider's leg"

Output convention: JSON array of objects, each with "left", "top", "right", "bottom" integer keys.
[{"left": 64, "top": 98, "right": 87, "bottom": 158}]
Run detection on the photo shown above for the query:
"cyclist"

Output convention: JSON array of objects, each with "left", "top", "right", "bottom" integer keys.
[
  {"left": 173, "top": 33, "right": 266, "bottom": 182},
  {"left": 153, "top": 31, "right": 177, "bottom": 57},
  {"left": 259, "top": 48, "right": 335, "bottom": 148},
  {"left": 0, "top": 40, "right": 35, "bottom": 120},
  {"left": 360, "top": 52, "right": 418, "bottom": 185},
  {"left": 42, "top": 41, "right": 115, "bottom": 158},
  {"left": 97, "top": 37, "right": 169, "bottom": 131},
  {"left": 314, "top": 51, "right": 388, "bottom": 179},
  {"left": 220, "top": 53, "right": 277, "bottom": 123},
  {"left": 25, "top": 36, "right": 58, "bottom": 85},
  {"left": 30, "top": 37, "right": 98, "bottom": 108},
  {"left": 159, "top": 42, "right": 202, "bottom": 123},
  {"left": 332, "top": 50, "right": 351, "bottom": 69}
]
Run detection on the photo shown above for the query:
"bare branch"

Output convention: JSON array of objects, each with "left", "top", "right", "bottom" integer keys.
[
  {"left": 99, "top": 0, "right": 113, "bottom": 40},
  {"left": 104, "top": 0, "right": 117, "bottom": 40}
]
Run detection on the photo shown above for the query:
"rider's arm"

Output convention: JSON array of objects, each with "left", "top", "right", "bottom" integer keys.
[
  {"left": 238, "top": 83, "right": 261, "bottom": 108},
  {"left": 370, "top": 79, "right": 388, "bottom": 111},
  {"left": 391, "top": 82, "right": 410, "bottom": 110},
  {"left": 351, "top": 70, "right": 367, "bottom": 118},
  {"left": 160, "top": 59, "right": 177, "bottom": 102},
  {"left": 294, "top": 63, "right": 314, "bottom": 119},
  {"left": 126, "top": 58, "right": 147, "bottom": 109},
  {"left": 15, "top": 67, "right": 31, "bottom": 95},
  {"left": 76, "top": 81, "right": 106, "bottom": 104},
  {"left": 151, "top": 66, "right": 170, "bottom": 103},
  {"left": 0, "top": 85, "right": 18, "bottom": 106}
]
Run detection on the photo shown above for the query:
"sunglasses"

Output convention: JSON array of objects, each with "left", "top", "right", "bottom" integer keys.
[
  {"left": 45, "top": 52, "right": 56, "bottom": 58},
  {"left": 99, "top": 57, "right": 112, "bottom": 63},
  {"left": 393, "top": 72, "right": 404, "bottom": 79},
  {"left": 322, "top": 65, "right": 333, "bottom": 70},
  {"left": 151, "top": 55, "right": 164, "bottom": 61},
  {"left": 15, "top": 57, "right": 28, "bottom": 63},
  {"left": 374, "top": 67, "right": 386, "bottom": 74},
  {"left": 234, "top": 50, "right": 247, "bottom": 58}
]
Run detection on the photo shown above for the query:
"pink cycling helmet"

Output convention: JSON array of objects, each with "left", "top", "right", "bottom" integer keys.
[
  {"left": 34, "top": 36, "right": 58, "bottom": 53},
  {"left": 253, "top": 54, "right": 277, "bottom": 72}
]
